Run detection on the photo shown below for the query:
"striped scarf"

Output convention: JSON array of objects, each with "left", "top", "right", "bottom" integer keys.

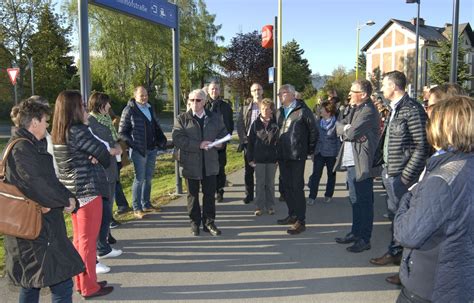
[{"left": 90, "top": 112, "right": 118, "bottom": 141}]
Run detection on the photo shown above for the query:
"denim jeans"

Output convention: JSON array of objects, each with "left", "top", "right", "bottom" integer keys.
[
  {"left": 347, "top": 166, "right": 374, "bottom": 242},
  {"left": 131, "top": 148, "right": 157, "bottom": 211},
  {"left": 308, "top": 154, "right": 337, "bottom": 200},
  {"left": 97, "top": 195, "right": 112, "bottom": 256},
  {"left": 382, "top": 168, "right": 409, "bottom": 256},
  {"left": 19, "top": 278, "right": 73, "bottom": 303},
  {"left": 115, "top": 161, "right": 130, "bottom": 211}
]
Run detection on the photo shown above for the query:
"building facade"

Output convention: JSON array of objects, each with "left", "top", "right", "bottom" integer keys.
[{"left": 362, "top": 18, "right": 473, "bottom": 95}]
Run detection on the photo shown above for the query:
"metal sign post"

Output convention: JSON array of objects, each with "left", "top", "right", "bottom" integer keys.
[
  {"left": 86, "top": 0, "right": 182, "bottom": 194},
  {"left": 7, "top": 68, "right": 20, "bottom": 105},
  {"left": 172, "top": 4, "right": 182, "bottom": 194}
]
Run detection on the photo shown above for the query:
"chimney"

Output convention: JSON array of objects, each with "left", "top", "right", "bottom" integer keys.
[
  {"left": 411, "top": 17, "right": 425, "bottom": 26},
  {"left": 445, "top": 23, "right": 452, "bottom": 28}
]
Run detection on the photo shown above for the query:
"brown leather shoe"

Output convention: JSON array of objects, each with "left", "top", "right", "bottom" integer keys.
[
  {"left": 134, "top": 211, "right": 145, "bottom": 219},
  {"left": 370, "top": 253, "right": 402, "bottom": 266},
  {"left": 287, "top": 221, "right": 306, "bottom": 235},
  {"left": 385, "top": 274, "right": 402, "bottom": 285}
]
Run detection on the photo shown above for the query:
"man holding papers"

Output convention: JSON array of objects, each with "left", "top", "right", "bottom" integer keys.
[{"left": 172, "top": 89, "right": 228, "bottom": 236}]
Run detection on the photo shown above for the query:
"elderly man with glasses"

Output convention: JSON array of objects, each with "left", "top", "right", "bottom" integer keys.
[
  {"left": 334, "top": 79, "right": 382, "bottom": 253},
  {"left": 172, "top": 89, "right": 228, "bottom": 237}
]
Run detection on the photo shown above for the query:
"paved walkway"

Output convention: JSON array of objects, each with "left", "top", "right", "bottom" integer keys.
[{"left": 1, "top": 160, "right": 401, "bottom": 302}]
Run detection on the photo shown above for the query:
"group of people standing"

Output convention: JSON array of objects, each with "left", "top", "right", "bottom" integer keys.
[
  {"left": 2, "top": 71, "right": 472, "bottom": 302},
  {"left": 235, "top": 82, "right": 317, "bottom": 234},
  {"left": 329, "top": 71, "right": 472, "bottom": 303},
  {"left": 231, "top": 72, "right": 473, "bottom": 302},
  {"left": 3, "top": 86, "right": 168, "bottom": 301}
]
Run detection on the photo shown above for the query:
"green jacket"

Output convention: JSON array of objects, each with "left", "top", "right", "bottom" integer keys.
[{"left": 172, "top": 110, "right": 227, "bottom": 180}]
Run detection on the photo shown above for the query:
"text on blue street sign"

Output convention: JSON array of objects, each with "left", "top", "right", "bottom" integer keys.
[{"left": 90, "top": 0, "right": 178, "bottom": 29}]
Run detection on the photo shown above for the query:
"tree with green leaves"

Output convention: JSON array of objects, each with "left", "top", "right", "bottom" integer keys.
[
  {"left": 27, "top": 4, "right": 77, "bottom": 102},
  {"left": 221, "top": 30, "right": 272, "bottom": 102},
  {"left": 355, "top": 53, "right": 367, "bottom": 79},
  {"left": 282, "top": 40, "right": 312, "bottom": 92},
  {"left": 67, "top": 0, "right": 223, "bottom": 110},
  {"left": 428, "top": 35, "right": 471, "bottom": 87},
  {"left": 0, "top": 0, "right": 46, "bottom": 100},
  {"left": 322, "top": 66, "right": 355, "bottom": 103}
]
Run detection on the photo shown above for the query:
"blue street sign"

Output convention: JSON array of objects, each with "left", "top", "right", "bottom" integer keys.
[
  {"left": 90, "top": 0, "right": 178, "bottom": 29},
  {"left": 268, "top": 67, "right": 275, "bottom": 84}
]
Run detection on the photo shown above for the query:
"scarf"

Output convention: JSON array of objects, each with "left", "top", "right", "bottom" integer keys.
[
  {"left": 90, "top": 112, "right": 118, "bottom": 141},
  {"left": 320, "top": 116, "right": 336, "bottom": 131}
]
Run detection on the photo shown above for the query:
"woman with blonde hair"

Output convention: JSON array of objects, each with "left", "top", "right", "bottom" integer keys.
[{"left": 394, "top": 96, "right": 474, "bottom": 303}]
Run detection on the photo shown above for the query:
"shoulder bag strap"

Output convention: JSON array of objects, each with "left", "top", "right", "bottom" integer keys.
[{"left": 0, "top": 138, "right": 31, "bottom": 180}]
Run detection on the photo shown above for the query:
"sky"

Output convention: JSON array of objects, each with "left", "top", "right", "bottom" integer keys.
[
  {"left": 57, "top": 0, "right": 473, "bottom": 76},
  {"left": 205, "top": 0, "right": 473, "bottom": 75}
]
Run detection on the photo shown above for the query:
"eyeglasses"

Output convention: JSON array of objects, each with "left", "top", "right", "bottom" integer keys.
[
  {"left": 189, "top": 99, "right": 202, "bottom": 103},
  {"left": 350, "top": 90, "right": 363, "bottom": 94},
  {"left": 278, "top": 91, "right": 289, "bottom": 96}
]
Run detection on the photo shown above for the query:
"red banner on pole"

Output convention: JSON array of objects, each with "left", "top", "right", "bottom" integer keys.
[{"left": 7, "top": 68, "right": 20, "bottom": 85}]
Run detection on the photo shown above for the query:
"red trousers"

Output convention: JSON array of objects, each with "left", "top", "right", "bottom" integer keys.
[{"left": 71, "top": 196, "right": 102, "bottom": 296}]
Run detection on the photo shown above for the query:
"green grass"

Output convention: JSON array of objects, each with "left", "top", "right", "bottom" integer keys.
[
  {"left": 0, "top": 138, "right": 8, "bottom": 152},
  {"left": 0, "top": 140, "right": 244, "bottom": 275}
]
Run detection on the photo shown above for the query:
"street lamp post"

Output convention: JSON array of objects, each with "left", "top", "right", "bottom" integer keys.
[
  {"left": 406, "top": 0, "right": 421, "bottom": 100},
  {"left": 450, "top": 0, "right": 460, "bottom": 83},
  {"left": 356, "top": 20, "right": 375, "bottom": 80}
]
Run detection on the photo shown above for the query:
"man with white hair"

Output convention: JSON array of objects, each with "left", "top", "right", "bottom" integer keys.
[{"left": 172, "top": 89, "right": 228, "bottom": 236}]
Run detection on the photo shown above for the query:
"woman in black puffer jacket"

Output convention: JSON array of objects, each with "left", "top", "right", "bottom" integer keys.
[{"left": 51, "top": 90, "right": 114, "bottom": 299}]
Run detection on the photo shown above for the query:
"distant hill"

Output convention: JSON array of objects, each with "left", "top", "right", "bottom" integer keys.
[{"left": 311, "top": 73, "right": 330, "bottom": 90}]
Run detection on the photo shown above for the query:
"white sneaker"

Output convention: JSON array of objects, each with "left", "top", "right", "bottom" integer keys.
[
  {"left": 98, "top": 248, "right": 123, "bottom": 260},
  {"left": 306, "top": 198, "right": 315, "bottom": 206},
  {"left": 96, "top": 262, "right": 110, "bottom": 274},
  {"left": 324, "top": 197, "right": 332, "bottom": 203}
]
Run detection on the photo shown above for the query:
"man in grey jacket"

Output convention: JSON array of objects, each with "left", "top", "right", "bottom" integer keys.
[
  {"left": 172, "top": 89, "right": 228, "bottom": 237},
  {"left": 334, "top": 79, "right": 381, "bottom": 253}
]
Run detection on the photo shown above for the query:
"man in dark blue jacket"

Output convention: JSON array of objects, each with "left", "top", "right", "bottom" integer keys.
[
  {"left": 119, "top": 86, "right": 167, "bottom": 219},
  {"left": 276, "top": 84, "right": 317, "bottom": 235}
]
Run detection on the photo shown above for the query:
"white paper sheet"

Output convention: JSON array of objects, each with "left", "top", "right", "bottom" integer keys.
[{"left": 207, "top": 134, "right": 232, "bottom": 148}]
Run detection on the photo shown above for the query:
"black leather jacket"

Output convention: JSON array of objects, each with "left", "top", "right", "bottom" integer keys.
[
  {"left": 247, "top": 116, "right": 279, "bottom": 163},
  {"left": 276, "top": 100, "right": 317, "bottom": 161},
  {"left": 119, "top": 99, "right": 167, "bottom": 156},
  {"left": 53, "top": 124, "right": 111, "bottom": 200}
]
